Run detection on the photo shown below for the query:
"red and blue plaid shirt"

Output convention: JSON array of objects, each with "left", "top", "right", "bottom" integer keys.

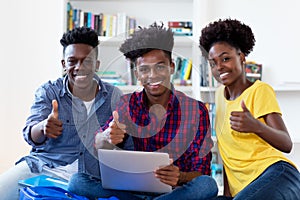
[{"left": 102, "top": 88, "right": 213, "bottom": 175}]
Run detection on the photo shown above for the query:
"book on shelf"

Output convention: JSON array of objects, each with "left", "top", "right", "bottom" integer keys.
[
  {"left": 126, "top": 60, "right": 137, "bottom": 86},
  {"left": 179, "top": 58, "right": 188, "bottom": 80},
  {"left": 101, "top": 14, "right": 107, "bottom": 36},
  {"left": 79, "top": 9, "right": 84, "bottom": 27},
  {"left": 183, "top": 59, "right": 192, "bottom": 81},
  {"left": 171, "top": 56, "right": 182, "bottom": 82},
  {"left": 93, "top": 14, "right": 100, "bottom": 35},
  {"left": 66, "top": 2, "right": 137, "bottom": 37},
  {"left": 199, "top": 56, "right": 208, "bottom": 87},
  {"left": 117, "top": 12, "right": 127, "bottom": 36},
  {"left": 199, "top": 56, "right": 218, "bottom": 88},
  {"left": 172, "top": 56, "right": 192, "bottom": 86},
  {"left": 66, "top": 2, "right": 73, "bottom": 31},
  {"left": 98, "top": 13, "right": 104, "bottom": 36},
  {"left": 245, "top": 61, "right": 262, "bottom": 82},
  {"left": 168, "top": 21, "right": 193, "bottom": 28},
  {"left": 108, "top": 14, "right": 117, "bottom": 37},
  {"left": 73, "top": 8, "right": 80, "bottom": 28},
  {"left": 128, "top": 17, "right": 136, "bottom": 36},
  {"left": 205, "top": 102, "right": 216, "bottom": 137}
]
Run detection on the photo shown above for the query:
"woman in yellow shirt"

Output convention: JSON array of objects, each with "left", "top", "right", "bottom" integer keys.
[{"left": 199, "top": 18, "right": 300, "bottom": 199}]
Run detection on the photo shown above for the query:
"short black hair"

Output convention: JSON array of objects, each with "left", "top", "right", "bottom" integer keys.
[
  {"left": 60, "top": 26, "right": 99, "bottom": 56},
  {"left": 199, "top": 18, "right": 255, "bottom": 57},
  {"left": 119, "top": 22, "right": 174, "bottom": 63}
]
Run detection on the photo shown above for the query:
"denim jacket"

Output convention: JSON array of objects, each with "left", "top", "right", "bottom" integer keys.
[{"left": 17, "top": 74, "right": 130, "bottom": 177}]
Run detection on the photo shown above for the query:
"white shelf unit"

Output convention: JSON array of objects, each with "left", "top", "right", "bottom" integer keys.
[
  {"left": 273, "top": 87, "right": 300, "bottom": 144},
  {"left": 63, "top": 0, "right": 203, "bottom": 99}
]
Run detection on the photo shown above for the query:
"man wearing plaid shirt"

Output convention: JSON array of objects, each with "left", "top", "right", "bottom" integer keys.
[{"left": 68, "top": 22, "right": 218, "bottom": 200}]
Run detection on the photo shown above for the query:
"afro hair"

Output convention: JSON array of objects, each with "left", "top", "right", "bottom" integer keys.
[
  {"left": 119, "top": 22, "right": 174, "bottom": 62},
  {"left": 199, "top": 18, "right": 255, "bottom": 57},
  {"left": 60, "top": 26, "right": 99, "bottom": 53}
]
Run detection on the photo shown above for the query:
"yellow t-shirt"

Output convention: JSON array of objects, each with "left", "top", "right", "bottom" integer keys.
[{"left": 215, "top": 80, "right": 295, "bottom": 196}]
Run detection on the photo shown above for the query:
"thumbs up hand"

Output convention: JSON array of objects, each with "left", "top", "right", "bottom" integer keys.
[
  {"left": 95, "top": 111, "right": 127, "bottom": 148},
  {"left": 52, "top": 99, "right": 59, "bottom": 119},
  {"left": 230, "top": 100, "right": 257, "bottom": 133},
  {"left": 108, "top": 111, "right": 127, "bottom": 145},
  {"left": 43, "top": 99, "right": 63, "bottom": 139}
]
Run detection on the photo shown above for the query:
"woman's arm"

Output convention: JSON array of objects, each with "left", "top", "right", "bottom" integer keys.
[
  {"left": 230, "top": 101, "right": 292, "bottom": 153},
  {"left": 257, "top": 113, "right": 292, "bottom": 153}
]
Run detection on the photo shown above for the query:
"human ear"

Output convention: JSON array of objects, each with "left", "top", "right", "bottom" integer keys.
[
  {"left": 239, "top": 52, "right": 246, "bottom": 64},
  {"left": 95, "top": 60, "right": 100, "bottom": 72},
  {"left": 170, "top": 62, "right": 175, "bottom": 74},
  {"left": 61, "top": 60, "right": 66, "bottom": 69},
  {"left": 61, "top": 60, "right": 67, "bottom": 76}
]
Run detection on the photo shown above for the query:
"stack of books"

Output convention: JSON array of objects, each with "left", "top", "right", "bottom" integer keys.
[
  {"left": 96, "top": 71, "right": 126, "bottom": 86},
  {"left": 168, "top": 21, "right": 193, "bottom": 36},
  {"left": 245, "top": 61, "right": 262, "bottom": 82}
]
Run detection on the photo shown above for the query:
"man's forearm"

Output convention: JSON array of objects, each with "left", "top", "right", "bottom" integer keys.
[{"left": 30, "top": 120, "right": 47, "bottom": 144}]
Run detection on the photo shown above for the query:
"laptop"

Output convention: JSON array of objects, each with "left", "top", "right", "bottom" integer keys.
[{"left": 98, "top": 149, "right": 172, "bottom": 193}]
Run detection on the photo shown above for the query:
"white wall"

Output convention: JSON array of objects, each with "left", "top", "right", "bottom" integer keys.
[
  {"left": 0, "top": 0, "right": 299, "bottom": 173},
  {"left": 0, "top": 0, "right": 63, "bottom": 172},
  {"left": 205, "top": 0, "right": 300, "bottom": 86}
]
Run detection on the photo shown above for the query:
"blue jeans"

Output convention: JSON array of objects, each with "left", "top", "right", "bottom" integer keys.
[
  {"left": 68, "top": 172, "right": 218, "bottom": 200},
  {"left": 215, "top": 161, "right": 300, "bottom": 200},
  {"left": 235, "top": 161, "right": 300, "bottom": 200}
]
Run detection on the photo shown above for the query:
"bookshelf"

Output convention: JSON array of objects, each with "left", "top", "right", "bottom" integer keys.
[{"left": 63, "top": 0, "right": 202, "bottom": 98}]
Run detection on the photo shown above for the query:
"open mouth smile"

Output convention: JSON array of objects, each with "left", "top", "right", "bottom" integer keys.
[
  {"left": 220, "top": 72, "right": 229, "bottom": 79},
  {"left": 148, "top": 81, "right": 163, "bottom": 86}
]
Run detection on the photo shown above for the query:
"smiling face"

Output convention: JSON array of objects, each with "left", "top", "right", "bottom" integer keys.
[
  {"left": 135, "top": 49, "right": 174, "bottom": 101},
  {"left": 208, "top": 42, "right": 246, "bottom": 87},
  {"left": 62, "top": 43, "right": 99, "bottom": 93}
]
